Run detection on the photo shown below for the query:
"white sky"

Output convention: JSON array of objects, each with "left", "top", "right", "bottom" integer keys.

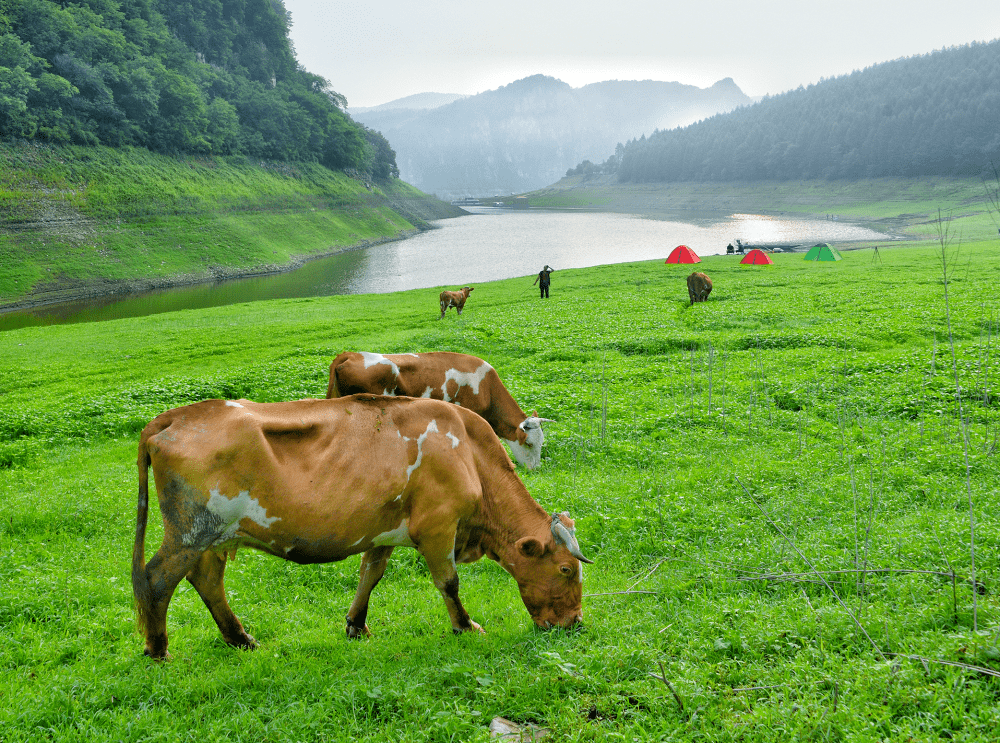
[{"left": 282, "top": 0, "right": 1000, "bottom": 109}]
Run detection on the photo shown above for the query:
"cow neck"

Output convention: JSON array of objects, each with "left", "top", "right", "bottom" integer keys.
[{"left": 475, "top": 467, "right": 549, "bottom": 565}]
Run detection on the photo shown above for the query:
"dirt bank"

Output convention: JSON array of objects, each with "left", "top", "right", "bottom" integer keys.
[{"left": 0, "top": 230, "right": 428, "bottom": 314}]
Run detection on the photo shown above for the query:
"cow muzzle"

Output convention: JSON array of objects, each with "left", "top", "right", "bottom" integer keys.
[{"left": 536, "top": 613, "right": 583, "bottom": 630}]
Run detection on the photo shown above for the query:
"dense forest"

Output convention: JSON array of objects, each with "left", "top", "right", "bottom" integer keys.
[
  {"left": 0, "top": 0, "right": 398, "bottom": 179},
  {"left": 577, "top": 40, "right": 1000, "bottom": 183}
]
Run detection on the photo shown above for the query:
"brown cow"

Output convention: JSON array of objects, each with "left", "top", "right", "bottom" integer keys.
[
  {"left": 687, "top": 272, "right": 713, "bottom": 304},
  {"left": 439, "top": 286, "right": 474, "bottom": 318},
  {"left": 132, "top": 395, "right": 590, "bottom": 660},
  {"left": 327, "top": 351, "right": 552, "bottom": 470}
]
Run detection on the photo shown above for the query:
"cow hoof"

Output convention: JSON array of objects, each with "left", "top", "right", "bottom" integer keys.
[
  {"left": 453, "top": 621, "right": 485, "bottom": 635},
  {"left": 346, "top": 623, "right": 371, "bottom": 639},
  {"left": 143, "top": 648, "right": 171, "bottom": 662},
  {"left": 228, "top": 634, "right": 257, "bottom": 650}
]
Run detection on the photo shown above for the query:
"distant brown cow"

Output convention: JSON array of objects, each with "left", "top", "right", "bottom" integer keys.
[
  {"left": 132, "top": 395, "right": 591, "bottom": 660},
  {"left": 687, "top": 272, "right": 713, "bottom": 304},
  {"left": 439, "top": 286, "right": 474, "bottom": 319}
]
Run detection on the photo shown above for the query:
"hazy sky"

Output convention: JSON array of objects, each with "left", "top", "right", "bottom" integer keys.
[{"left": 282, "top": 0, "right": 999, "bottom": 109}]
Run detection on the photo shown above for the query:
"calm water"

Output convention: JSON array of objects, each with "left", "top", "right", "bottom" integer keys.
[{"left": 1, "top": 208, "right": 893, "bottom": 331}]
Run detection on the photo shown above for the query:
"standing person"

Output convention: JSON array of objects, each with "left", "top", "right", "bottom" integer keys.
[{"left": 533, "top": 265, "right": 554, "bottom": 298}]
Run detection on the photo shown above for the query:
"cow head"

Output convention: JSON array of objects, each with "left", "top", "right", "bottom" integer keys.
[
  {"left": 511, "top": 512, "right": 592, "bottom": 629},
  {"left": 508, "top": 411, "right": 554, "bottom": 470}
]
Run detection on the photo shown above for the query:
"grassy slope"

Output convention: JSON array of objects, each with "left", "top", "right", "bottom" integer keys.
[
  {"left": 0, "top": 140, "right": 463, "bottom": 308},
  {"left": 2, "top": 237, "right": 1000, "bottom": 740},
  {"left": 526, "top": 174, "right": 1000, "bottom": 244}
]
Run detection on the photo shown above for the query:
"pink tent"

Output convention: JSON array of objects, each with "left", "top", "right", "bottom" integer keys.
[
  {"left": 740, "top": 249, "right": 773, "bottom": 265},
  {"left": 665, "top": 245, "right": 701, "bottom": 264}
]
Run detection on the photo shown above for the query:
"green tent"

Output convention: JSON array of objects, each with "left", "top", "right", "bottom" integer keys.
[{"left": 803, "top": 243, "right": 842, "bottom": 261}]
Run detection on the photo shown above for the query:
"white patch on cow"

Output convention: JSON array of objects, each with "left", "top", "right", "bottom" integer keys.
[
  {"left": 183, "top": 488, "right": 280, "bottom": 547},
  {"left": 371, "top": 519, "right": 415, "bottom": 547},
  {"left": 383, "top": 388, "right": 397, "bottom": 396},
  {"left": 406, "top": 419, "right": 438, "bottom": 480},
  {"left": 225, "top": 401, "right": 244, "bottom": 408},
  {"left": 284, "top": 545, "right": 294, "bottom": 554},
  {"left": 420, "top": 386, "right": 433, "bottom": 398},
  {"left": 440, "top": 362, "right": 493, "bottom": 402},
  {"left": 360, "top": 352, "right": 400, "bottom": 377},
  {"left": 446, "top": 431, "right": 460, "bottom": 448}
]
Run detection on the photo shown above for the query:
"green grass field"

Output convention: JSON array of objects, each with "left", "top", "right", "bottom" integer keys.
[{"left": 2, "top": 234, "right": 999, "bottom": 741}]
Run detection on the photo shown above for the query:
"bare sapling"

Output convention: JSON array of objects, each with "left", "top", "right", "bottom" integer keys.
[
  {"left": 982, "top": 161, "right": 1000, "bottom": 238},
  {"left": 707, "top": 343, "right": 714, "bottom": 416},
  {"left": 936, "top": 211, "right": 978, "bottom": 632}
]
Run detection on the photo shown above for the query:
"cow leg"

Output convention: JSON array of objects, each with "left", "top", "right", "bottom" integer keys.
[
  {"left": 419, "top": 534, "right": 484, "bottom": 635},
  {"left": 186, "top": 551, "right": 257, "bottom": 650},
  {"left": 140, "top": 545, "right": 204, "bottom": 660},
  {"left": 345, "top": 546, "right": 394, "bottom": 638},
  {"left": 439, "top": 303, "right": 446, "bottom": 319}
]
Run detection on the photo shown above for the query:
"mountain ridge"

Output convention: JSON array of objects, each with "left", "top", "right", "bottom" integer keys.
[{"left": 352, "top": 75, "right": 751, "bottom": 198}]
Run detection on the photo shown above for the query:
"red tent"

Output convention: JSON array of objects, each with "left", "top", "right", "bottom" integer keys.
[
  {"left": 665, "top": 245, "right": 701, "bottom": 264},
  {"left": 740, "top": 249, "right": 773, "bottom": 265}
]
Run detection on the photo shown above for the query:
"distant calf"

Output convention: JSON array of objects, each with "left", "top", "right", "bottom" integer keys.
[
  {"left": 439, "top": 287, "right": 474, "bottom": 319},
  {"left": 687, "top": 272, "right": 713, "bottom": 304}
]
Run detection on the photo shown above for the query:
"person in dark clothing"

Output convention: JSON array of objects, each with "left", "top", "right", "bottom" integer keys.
[{"left": 533, "top": 265, "right": 554, "bottom": 298}]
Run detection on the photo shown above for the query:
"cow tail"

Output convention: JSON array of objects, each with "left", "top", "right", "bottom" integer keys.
[
  {"left": 326, "top": 354, "right": 347, "bottom": 398},
  {"left": 132, "top": 437, "right": 152, "bottom": 634}
]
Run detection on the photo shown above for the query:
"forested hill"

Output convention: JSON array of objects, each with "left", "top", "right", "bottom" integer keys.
[
  {"left": 0, "top": 0, "right": 397, "bottom": 179},
  {"left": 609, "top": 40, "right": 1000, "bottom": 183}
]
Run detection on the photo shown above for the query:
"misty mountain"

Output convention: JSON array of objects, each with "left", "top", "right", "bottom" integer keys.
[
  {"left": 351, "top": 92, "right": 468, "bottom": 115},
  {"left": 611, "top": 39, "right": 1000, "bottom": 183},
  {"left": 352, "top": 75, "right": 751, "bottom": 198}
]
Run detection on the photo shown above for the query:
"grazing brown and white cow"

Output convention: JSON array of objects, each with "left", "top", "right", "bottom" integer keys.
[
  {"left": 327, "top": 351, "right": 552, "bottom": 470},
  {"left": 132, "top": 395, "right": 590, "bottom": 660},
  {"left": 439, "top": 286, "right": 474, "bottom": 318},
  {"left": 687, "top": 272, "right": 713, "bottom": 304}
]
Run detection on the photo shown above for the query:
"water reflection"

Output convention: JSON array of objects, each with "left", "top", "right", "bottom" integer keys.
[{"left": 1, "top": 209, "right": 894, "bottom": 331}]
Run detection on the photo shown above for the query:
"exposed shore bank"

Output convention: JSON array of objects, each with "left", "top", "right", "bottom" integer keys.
[
  {"left": 0, "top": 140, "right": 465, "bottom": 313},
  {"left": 523, "top": 174, "right": 998, "bottom": 242}
]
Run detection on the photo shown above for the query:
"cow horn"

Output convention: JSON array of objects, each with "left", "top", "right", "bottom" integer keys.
[{"left": 550, "top": 512, "right": 594, "bottom": 564}]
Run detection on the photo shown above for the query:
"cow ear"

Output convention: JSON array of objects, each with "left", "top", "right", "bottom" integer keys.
[
  {"left": 516, "top": 536, "right": 546, "bottom": 558},
  {"left": 532, "top": 409, "right": 539, "bottom": 418}
]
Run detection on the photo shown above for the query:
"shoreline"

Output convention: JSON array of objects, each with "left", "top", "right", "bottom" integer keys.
[{"left": 0, "top": 229, "right": 423, "bottom": 315}]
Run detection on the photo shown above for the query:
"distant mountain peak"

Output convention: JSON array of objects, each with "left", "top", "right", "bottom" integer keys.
[
  {"left": 351, "top": 92, "right": 467, "bottom": 114},
  {"left": 352, "top": 74, "right": 751, "bottom": 199},
  {"left": 500, "top": 74, "right": 573, "bottom": 92}
]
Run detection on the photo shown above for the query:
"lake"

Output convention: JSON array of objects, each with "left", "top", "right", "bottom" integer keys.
[{"left": 0, "top": 208, "right": 894, "bottom": 332}]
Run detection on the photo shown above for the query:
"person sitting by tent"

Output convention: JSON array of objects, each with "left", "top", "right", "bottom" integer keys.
[
  {"left": 533, "top": 265, "right": 554, "bottom": 298},
  {"left": 726, "top": 243, "right": 735, "bottom": 254}
]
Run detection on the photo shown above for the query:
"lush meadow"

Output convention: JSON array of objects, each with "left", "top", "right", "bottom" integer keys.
[{"left": 1, "top": 236, "right": 999, "bottom": 741}]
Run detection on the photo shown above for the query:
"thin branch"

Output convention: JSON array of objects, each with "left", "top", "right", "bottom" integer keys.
[
  {"left": 736, "top": 475, "right": 888, "bottom": 662},
  {"left": 936, "top": 212, "right": 979, "bottom": 632},
  {"left": 650, "top": 661, "right": 685, "bottom": 712},
  {"left": 732, "top": 567, "right": 983, "bottom": 590},
  {"left": 584, "top": 590, "right": 657, "bottom": 597},
  {"left": 888, "top": 653, "right": 1000, "bottom": 680},
  {"left": 627, "top": 558, "right": 666, "bottom": 592}
]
